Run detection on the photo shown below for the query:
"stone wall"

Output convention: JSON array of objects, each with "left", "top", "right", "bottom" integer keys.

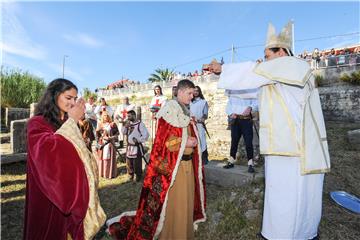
[
  {"left": 314, "top": 64, "right": 360, "bottom": 86},
  {"left": 5, "top": 107, "right": 30, "bottom": 129},
  {"left": 319, "top": 86, "right": 360, "bottom": 122}
]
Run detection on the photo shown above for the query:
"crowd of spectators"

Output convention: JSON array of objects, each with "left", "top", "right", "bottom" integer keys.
[{"left": 298, "top": 45, "right": 360, "bottom": 69}]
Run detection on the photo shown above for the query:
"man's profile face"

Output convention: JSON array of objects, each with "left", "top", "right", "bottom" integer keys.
[
  {"left": 264, "top": 48, "right": 286, "bottom": 61},
  {"left": 127, "top": 112, "right": 136, "bottom": 121},
  {"left": 177, "top": 87, "right": 194, "bottom": 105}
]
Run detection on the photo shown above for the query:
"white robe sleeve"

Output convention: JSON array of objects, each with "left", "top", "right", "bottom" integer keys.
[
  {"left": 218, "top": 62, "right": 272, "bottom": 90},
  {"left": 138, "top": 122, "right": 149, "bottom": 143}
]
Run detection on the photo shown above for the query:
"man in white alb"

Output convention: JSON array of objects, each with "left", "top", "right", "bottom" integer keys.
[{"left": 219, "top": 21, "right": 330, "bottom": 240}]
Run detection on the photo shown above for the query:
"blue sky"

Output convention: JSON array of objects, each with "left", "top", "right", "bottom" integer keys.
[{"left": 2, "top": 1, "right": 359, "bottom": 92}]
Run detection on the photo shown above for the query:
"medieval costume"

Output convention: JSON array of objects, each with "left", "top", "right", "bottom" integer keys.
[
  {"left": 114, "top": 102, "right": 135, "bottom": 144},
  {"left": 94, "top": 104, "right": 114, "bottom": 122},
  {"left": 150, "top": 95, "right": 167, "bottom": 113},
  {"left": 107, "top": 99, "right": 206, "bottom": 239},
  {"left": 96, "top": 120, "right": 119, "bottom": 179},
  {"left": 122, "top": 119, "right": 149, "bottom": 181},
  {"left": 78, "top": 118, "right": 95, "bottom": 152},
  {"left": 85, "top": 100, "right": 97, "bottom": 130},
  {"left": 190, "top": 96, "right": 209, "bottom": 164},
  {"left": 24, "top": 116, "right": 106, "bottom": 240},
  {"left": 218, "top": 21, "right": 330, "bottom": 240}
]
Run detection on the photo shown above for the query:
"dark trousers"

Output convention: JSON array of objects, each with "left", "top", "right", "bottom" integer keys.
[
  {"left": 126, "top": 155, "right": 142, "bottom": 177},
  {"left": 230, "top": 118, "right": 253, "bottom": 160},
  {"left": 202, "top": 149, "right": 209, "bottom": 165}
]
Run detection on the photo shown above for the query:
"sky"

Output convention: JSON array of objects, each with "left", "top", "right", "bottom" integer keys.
[{"left": 1, "top": 1, "right": 359, "bottom": 92}]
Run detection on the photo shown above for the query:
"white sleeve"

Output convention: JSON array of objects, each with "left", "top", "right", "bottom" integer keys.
[
  {"left": 218, "top": 62, "right": 271, "bottom": 90},
  {"left": 121, "top": 126, "right": 127, "bottom": 135},
  {"left": 139, "top": 122, "right": 149, "bottom": 143}
]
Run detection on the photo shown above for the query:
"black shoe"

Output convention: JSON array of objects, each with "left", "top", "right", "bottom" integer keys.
[
  {"left": 223, "top": 162, "right": 234, "bottom": 169},
  {"left": 248, "top": 165, "right": 255, "bottom": 173}
]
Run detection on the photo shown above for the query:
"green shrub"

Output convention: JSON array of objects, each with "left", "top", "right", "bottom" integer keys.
[
  {"left": 340, "top": 70, "right": 360, "bottom": 85},
  {"left": 314, "top": 74, "right": 324, "bottom": 87},
  {"left": 0, "top": 66, "right": 46, "bottom": 108}
]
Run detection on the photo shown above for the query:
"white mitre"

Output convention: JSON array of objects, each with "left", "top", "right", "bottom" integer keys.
[{"left": 266, "top": 20, "right": 293, "bottom": 51}]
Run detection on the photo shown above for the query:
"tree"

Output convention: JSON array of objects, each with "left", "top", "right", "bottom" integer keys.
[
  {"left": 0, "top": 67, "right": 46, "bottom": 108},
  {"left": 148, "top": 68, "right": 174, "bottom": 82},
  {"left": 82, "top": 87, "right": 97, "bottom": 101}
]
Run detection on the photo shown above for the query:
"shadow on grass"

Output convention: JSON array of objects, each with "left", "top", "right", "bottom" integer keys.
[
  {"left": 95, "top": 175, "right": 143, "bottom": 239},
  {"left": 1, "top": 179, "right": 26, "bottom": 187},
  {"left": 1, "top": 162, "right": 26, "bottom": 239}
]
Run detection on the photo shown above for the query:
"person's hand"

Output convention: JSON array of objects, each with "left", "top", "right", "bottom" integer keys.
[
  {"left": 186, "top": 136, "right": 198, "bottom": 147},
  {"left": 230, "top": 113, "right": 237, "bottom": 119},
  {"left": 241, "top": 107, "right": 252, "bottom": 116},
  {"left": 68, "top": 98, "right": 85, "bottom": 122},
  {"left": 124, "top": 121, "right": 131, "bottom": 128}
]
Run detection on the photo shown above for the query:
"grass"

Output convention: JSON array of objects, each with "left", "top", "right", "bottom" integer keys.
[{"left": 1, "top": 121, "right": 360, "bottom": 239}]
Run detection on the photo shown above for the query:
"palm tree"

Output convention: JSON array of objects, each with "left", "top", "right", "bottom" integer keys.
[{"left": 148, "top": 68, "right": 174, "bottom": 82}]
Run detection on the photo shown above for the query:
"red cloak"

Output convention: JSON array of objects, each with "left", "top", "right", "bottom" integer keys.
[
  {"left": 108, "top": 101, "right": 206, "bottom": 240},
  {"left": 23, "top": 116, "right": 89, "bottom": 240}
]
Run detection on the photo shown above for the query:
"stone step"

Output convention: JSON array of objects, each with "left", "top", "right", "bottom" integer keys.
[
  {"left": 204, "top": 161, "right": 264, "bottom": 187},
  {"left": 1, "top": 153, "right": 27, "bottom": 165},
  {"left": 0, "top": 135, "right": 10, "bottom": 144}
]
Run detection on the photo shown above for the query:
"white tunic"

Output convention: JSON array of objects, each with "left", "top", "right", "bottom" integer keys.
[
  {"left": 220, "top": 58, "right": 329, "bottom": 239},
  {"left": 150, "top": 95, "right": 167, "bottom": 111},
  {"left": 114, "top": 104, "right": 135, "bottom": 141},
  {"left": 121, "top": 121, "right": 149, "bottom": 158},
  {"left": 190, "top": 98, "right": 208, "bottom": 152}
]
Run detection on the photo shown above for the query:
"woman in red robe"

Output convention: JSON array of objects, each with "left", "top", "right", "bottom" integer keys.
[
  {"left": 107, "top": 79, "right": 206, "bottom": 239},
  {"left": 24, "top": 78, "right": 106, "bottom": 240}
]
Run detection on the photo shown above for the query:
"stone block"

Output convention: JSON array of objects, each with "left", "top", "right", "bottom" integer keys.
[
  {"left": 10, "top": 119, "right": 28, "bottom": 154},
  {"left": 347, "top": 129, "right": 360, "bottom": 151},
  {"left": 204, "top": 161, "right": 264, "bottom": 187},
  {"left": 1, "top": 153, "right": 27, "bottom": 164},
  {"left": 30, "top": 103, "right": 37, "bottom": 117},
  {"left": 6, "top": 107, "right": 30, "bottom": 128}
]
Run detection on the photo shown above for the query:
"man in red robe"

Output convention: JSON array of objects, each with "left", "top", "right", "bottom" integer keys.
[{"left": 107, "top": 79, "right": 206, "bottom": 239}]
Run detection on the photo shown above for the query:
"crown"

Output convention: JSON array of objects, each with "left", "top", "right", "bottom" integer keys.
[{"left": 265, "top": 21, "right": 292, "bottom": 51}]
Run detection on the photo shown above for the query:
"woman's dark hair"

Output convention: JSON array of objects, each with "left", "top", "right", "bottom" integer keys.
[
  {"left": 194, "top": 85, "right": 205, "bottom": 100},
  {"left": 100, "top": 97, "right": 107, "bottom": 105},
  {"left": 153, "top": 85, "right": 163, "bottom": 96},
  {"left": 34, "top": 78, "right": 78, "bottom": 129},
  {"left": 269, "top": 47, "right": 294, "bottom": 57}
]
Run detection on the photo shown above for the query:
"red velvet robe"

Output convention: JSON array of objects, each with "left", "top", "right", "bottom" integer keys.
[
  {"left": 23, "top": 116, "right": 89, "bottom": 240},
  {"left": 108, "top": 117, "right": 206, "bottom": 240}
]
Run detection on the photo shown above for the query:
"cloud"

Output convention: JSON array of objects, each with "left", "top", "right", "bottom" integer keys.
[
  {"left": 1, "top": 2, "right": 47, "bottom": 60},
  {"left": 63, "top": 33, "right": 104, "bottom": 48}
]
